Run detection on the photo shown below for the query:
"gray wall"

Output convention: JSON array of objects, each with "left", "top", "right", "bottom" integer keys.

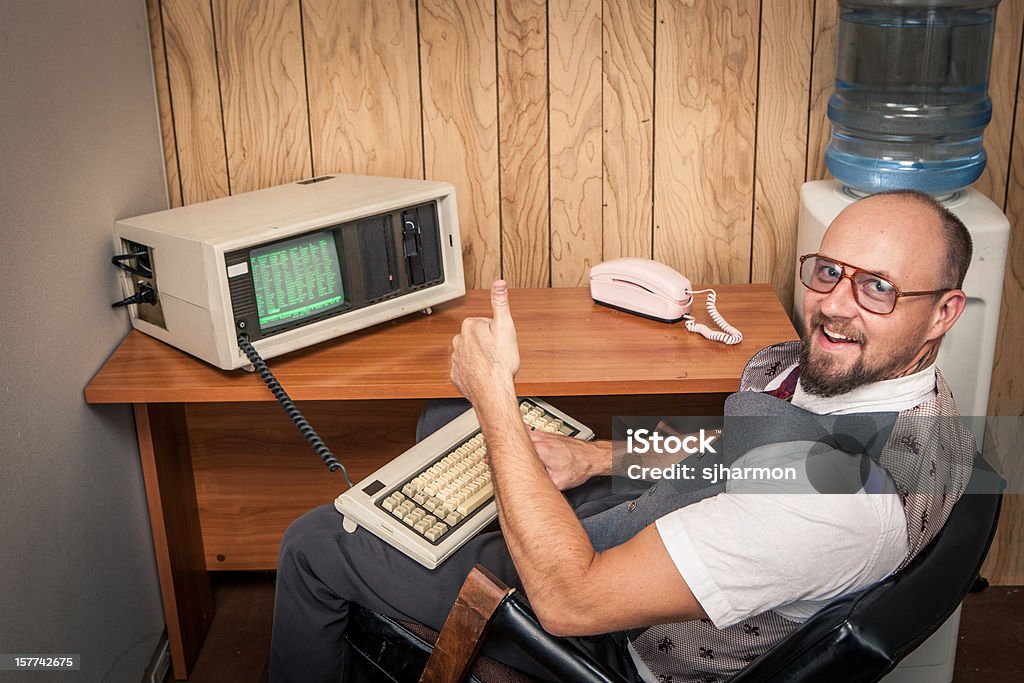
[{"left": 1, "top": 1, "right": 169, "bottom": 680}]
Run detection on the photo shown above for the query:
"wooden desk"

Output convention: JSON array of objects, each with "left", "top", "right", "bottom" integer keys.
[{"left": 86, "top": 285, "right": 796, "bottom": 678}]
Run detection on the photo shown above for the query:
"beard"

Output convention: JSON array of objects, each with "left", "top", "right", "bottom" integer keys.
[{"left": 798, "top": 312, "right": 925, "bottom": 398}]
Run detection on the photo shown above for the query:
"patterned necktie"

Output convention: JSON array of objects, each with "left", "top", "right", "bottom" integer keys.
[{"left": 764, "top": 366, "right": 800, "bottom": 401}]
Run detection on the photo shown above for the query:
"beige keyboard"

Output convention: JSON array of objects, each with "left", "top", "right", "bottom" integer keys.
[
  {"left": 379, "top": 431, "right": 491, "bottom": 542},
  {"left": 335, "top": 398, "right": 594, "bottom": 568}
]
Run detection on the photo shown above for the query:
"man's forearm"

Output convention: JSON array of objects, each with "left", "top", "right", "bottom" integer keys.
[
  {"left": 475, "top": 388, "right": 600, "bottom": 627},
  {"left": 588, "top": 439, "right": 614, "bottom": 476}
]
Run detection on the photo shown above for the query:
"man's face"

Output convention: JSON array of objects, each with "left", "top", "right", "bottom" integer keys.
[{"left": 800, "top": 196, "right": 948, "bottom": 397}]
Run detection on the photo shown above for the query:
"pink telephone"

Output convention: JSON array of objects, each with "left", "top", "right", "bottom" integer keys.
[{"left": 589, "top": 257, "right": 743, "bottom": 345}]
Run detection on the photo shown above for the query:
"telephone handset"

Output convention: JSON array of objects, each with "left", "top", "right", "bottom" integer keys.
[{"left": 589, "top": 257, "right": 743, "bottom": 345}]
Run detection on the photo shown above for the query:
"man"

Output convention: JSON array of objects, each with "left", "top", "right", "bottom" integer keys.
[{"left": 271, "top": 190, "right": 975, "bottom": 682}]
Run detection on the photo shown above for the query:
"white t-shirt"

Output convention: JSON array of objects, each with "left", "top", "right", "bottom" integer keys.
[
  {"left": 629, "top": 365, "right": 936, "bottom": 680},
  {"left": 655, "top": 442, "right": 908, "bottom": 625},
  {"left": 660, "top": 365, "right": 937, "bottom": 625}
]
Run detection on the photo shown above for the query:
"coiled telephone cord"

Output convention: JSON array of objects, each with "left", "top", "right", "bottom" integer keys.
[
  {"left": 684, "top": 289, "right": 743, "bottom": 345},
  {"left": 237, "top": 335, "right": 354, "bottom": 487}
]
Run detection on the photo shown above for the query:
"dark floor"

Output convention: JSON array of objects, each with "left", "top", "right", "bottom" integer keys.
[{"left": 167, "top": 573, "right": 1023, "bottom": 682}]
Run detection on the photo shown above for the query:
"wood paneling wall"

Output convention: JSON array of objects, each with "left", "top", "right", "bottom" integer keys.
[{"left": 146, "top": 0, "right": 1024, "bottom": 584}]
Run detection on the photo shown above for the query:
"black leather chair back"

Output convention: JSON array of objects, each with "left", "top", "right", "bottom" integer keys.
[{"left": 729, "top": 458, "right": 1003, "bottom": 682}]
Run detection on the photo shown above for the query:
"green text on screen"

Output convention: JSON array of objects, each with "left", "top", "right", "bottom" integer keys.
[{"left": 250, "top": 232, "right": 345, "bottom": 330}]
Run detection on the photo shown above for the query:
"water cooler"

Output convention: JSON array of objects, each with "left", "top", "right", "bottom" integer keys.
[{"left": 794, "top": 2, "right": 1009, "bottom": 680}]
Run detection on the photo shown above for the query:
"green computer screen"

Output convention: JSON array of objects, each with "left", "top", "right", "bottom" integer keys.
[{"left": 250, "top": 231, "right": 345, "bottom": 330}]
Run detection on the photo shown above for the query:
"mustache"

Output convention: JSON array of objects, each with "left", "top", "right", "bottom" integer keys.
[{"left": 809, "top": 312, "right": 866, "bottom": 344}]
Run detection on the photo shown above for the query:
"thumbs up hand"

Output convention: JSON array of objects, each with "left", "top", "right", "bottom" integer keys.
[{"left": 450, "top": 280, "right": 521, "bottom": 408}]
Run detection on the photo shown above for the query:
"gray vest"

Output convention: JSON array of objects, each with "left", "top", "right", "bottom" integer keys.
[{"left": 585, "top": 342, "right": 975, "bottom": 682}]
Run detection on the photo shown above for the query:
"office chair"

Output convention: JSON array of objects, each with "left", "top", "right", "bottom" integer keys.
[{"left": 343, "top": 456, "right": 1003, "bottom": 683}]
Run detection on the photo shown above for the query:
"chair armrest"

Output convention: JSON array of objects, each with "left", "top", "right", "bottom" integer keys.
[{"left": 419, "top": 565, "right": 515, "bottom": 683}]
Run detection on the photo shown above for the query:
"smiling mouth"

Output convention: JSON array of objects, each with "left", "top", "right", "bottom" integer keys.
[{"left": 820, "top": 325, "right": 862, "bottom": 346}]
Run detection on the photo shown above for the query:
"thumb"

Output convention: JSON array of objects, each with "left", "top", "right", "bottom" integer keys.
[{"left": 490, "top": 280, "right": 514, "bottom": 330}]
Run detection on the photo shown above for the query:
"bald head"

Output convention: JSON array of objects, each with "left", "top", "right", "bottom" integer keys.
[
  {"left": 820, "top": 191, "right": 972, "bottom": 294},
  {"left": 872, "top": 190, "right": 973, "bottom": 289}
]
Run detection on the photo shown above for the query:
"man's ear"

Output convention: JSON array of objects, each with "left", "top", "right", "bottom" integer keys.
[{"left": 925, "top": 289, "right": 967, "bottom": 342}]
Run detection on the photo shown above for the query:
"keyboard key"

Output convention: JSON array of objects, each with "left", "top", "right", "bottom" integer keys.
[
  {"left": 444, "top": 512, "right": 462, "bottom": 526},
  {"left": 456, "top": 485, "right": 493, "bottom": 516}
]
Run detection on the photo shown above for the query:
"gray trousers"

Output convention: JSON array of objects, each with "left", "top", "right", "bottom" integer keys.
[{"left": 269, "top": 401, "right": 723, "bottom": 682}]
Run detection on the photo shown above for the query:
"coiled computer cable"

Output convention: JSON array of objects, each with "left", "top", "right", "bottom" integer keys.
[{"left": 237, "top": 334, "right": 354, "bottom": 487}]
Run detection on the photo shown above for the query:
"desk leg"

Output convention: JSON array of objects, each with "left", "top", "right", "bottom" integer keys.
[{"left": 134, "top": 403, "right": 214, "bottom": 679}]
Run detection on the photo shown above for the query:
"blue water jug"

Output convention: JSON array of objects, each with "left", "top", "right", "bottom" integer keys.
[{"left": 826, "top": 0, "right": 999, "bottom": 195}]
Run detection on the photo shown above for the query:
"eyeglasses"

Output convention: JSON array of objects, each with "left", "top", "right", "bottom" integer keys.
[{"left": 798, "top": 254, "right": 952, "bottom": 315}]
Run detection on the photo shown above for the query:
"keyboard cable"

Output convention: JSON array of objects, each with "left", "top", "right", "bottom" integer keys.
[{"left": 237, "top": 334, "right": 354, "bottom": 487}]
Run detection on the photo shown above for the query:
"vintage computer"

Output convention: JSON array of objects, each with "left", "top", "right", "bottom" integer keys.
[{"left": 112, "top": 173, "right": 465, "bottom": 370}]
